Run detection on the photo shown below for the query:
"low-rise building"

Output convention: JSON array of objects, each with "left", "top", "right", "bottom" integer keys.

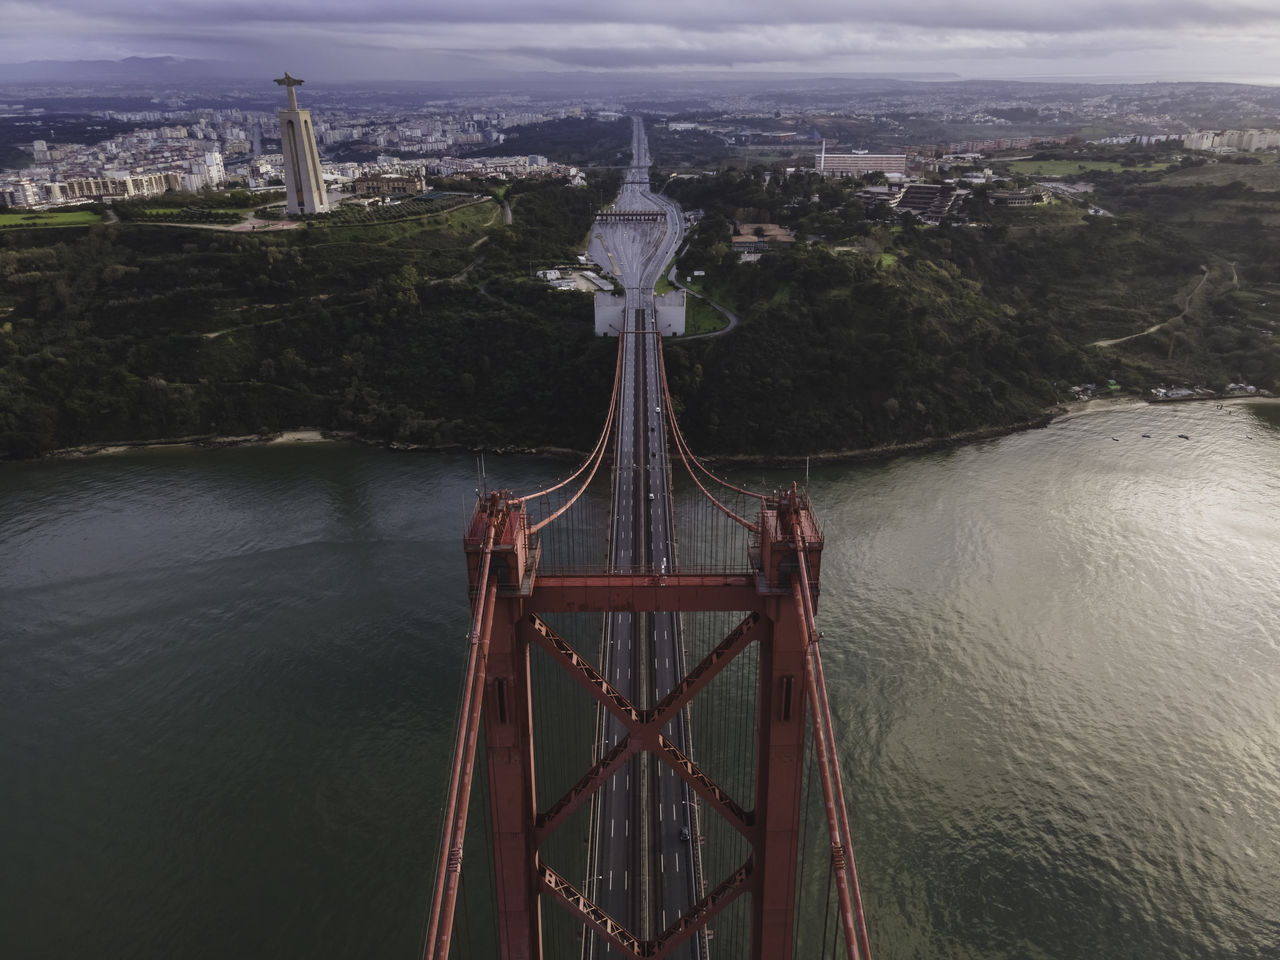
[
  {"left": 732, "top": 222, "right": 797, "bottom": 253},
  {"left": 988, "top": 187, "right": 1046, "bottom": 207},
  {"left": 353, "top": 172, "right": 427, "bottom": 197}
]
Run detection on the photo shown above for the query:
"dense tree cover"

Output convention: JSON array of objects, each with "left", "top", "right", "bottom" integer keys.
[
  {"left": 486, "top": 172, "right": 620, "bottom": 270},
  {"left": 1089, "top": 161, "right": 1280, "bottom": 385},
  {"left": 657, "top": 166, "right": 1280, "bottom": 456},
  {"left": 644, "top": 124, "right": 734, "bottom": 170},
  {"left": 4, "top": 156, "right": 1277, "bottom": 461},
  {"left": 664, "top": 239, "right": 1075, "bottom": 454},
  {"left": 0, "top": 176, "right": 617, "bottom": 458},
  {"left": 469, "top": 118, "right": 631, "bottom": 168},
  {"left": 664, "top": 168, "right": 867, "bottom": 241}
]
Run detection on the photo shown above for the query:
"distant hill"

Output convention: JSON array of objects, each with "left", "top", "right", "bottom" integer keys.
[{"left": 0, "top": 56, "right": 244, "bottom": 84}]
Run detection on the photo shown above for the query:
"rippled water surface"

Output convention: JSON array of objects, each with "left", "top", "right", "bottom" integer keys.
[{"left": 2, "top": 402, "right": 1278, "bottom": 959}]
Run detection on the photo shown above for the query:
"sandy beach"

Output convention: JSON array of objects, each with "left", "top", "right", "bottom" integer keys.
[
  {"left": 41, "top": 429, "right": 349, "bottom": 459},
  {"left": 24, "top": 394, "right": 1278, "bottom": 463}
]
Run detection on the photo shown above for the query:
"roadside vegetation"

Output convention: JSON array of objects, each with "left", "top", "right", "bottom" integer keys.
[{"left": 681, "top": 294, "right": 730, "bottom": 336}]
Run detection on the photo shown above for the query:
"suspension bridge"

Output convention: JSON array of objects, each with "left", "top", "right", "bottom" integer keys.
[{"left": 422, "top": 118, "right": 872, "bottom": 960}]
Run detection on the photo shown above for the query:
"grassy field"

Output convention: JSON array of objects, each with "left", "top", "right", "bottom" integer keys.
[
  {"left": 300, "top": 203, "right": 497, "bottom": 280},
  {"left": 997, "top": 199, "right": 1091, "bottom": 232},
  {"left": 1147, "top": 155, "right": 1280, "bottom": 189},
  {"left": 654, "top": 260, "right": 676, "bottom": 295},
  {"left": 0, "top": 210, "right": 104, "bottom": 228},
  {"left": 1005, "top": 159, "right": 1175, "bottom": 177},
  {"left": 673, "top": 278, "right": 735, "bottom": 335},
  {"left": 683, "top": 293, "right": 730, "bottom": 335}
]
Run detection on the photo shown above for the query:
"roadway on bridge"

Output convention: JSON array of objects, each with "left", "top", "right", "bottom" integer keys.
[{"left": 588, "top": 116, "right": 699, "bottom": 958}]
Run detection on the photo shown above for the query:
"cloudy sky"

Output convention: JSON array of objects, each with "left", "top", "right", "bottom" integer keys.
[{"left": 3, "top": 0, "right": 1279, "bottom": 84}]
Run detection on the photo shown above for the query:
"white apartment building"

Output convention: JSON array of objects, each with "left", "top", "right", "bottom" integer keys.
[
  {"left": 814, "top": 153, "right": 908, "bottom": 177},
  {"left": 45, "top": 172, "right": 180, "bottom": 202},
  {"left": 1184, "top": 128, "right": 1280, "bottom": 152}
]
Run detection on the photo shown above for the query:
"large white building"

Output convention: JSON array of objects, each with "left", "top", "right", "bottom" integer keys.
[
  {"left": 274, "top": 72, "right": 330, "bottom": 215},
  {"left": 1184, "top": 128, "right": 1280, "bottom": 153},
  {"left": 814, "top": 151, "right": 908, "bottom": 177},
  {"left": 46, "top": 172, "right": 180, "bottom": 202}
]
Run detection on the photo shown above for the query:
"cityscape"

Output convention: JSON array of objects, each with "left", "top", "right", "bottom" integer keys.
[{"left": 6, "top": 69, "right": 1280, "bottom": 211}]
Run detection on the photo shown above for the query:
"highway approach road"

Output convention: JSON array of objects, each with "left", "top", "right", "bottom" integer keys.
[{"left": 586, "top": 117, "right": 701, "bottom": 960}]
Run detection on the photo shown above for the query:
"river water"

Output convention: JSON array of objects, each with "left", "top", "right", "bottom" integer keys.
[{"left": 2, "top": 400, "right": 1278, "bottom": 960}]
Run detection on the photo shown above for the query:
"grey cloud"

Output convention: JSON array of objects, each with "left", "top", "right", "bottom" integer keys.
[
  {"left": 3, "top": 0, "right": 1279, "bottom": 81},
  {"left": 15, "top": 0, "right": 1280, "bottom": 33}
]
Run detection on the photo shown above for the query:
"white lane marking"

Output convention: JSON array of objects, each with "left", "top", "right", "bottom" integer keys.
[
  {"left": 611, "top": 819, "right": 615, "bottom": 838},
  {"left": 609, "top": 870, "right": 613, "bottom": 890}
]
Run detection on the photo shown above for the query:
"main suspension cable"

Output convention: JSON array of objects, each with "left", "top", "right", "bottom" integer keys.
[
  {"left": 656, "top": 337, "right": 766, "bottom": 502},
  {"left": 511, "top": 342, "right": 623, "bottom": 507},
  {"left": 791, "top": 511, "right": 873, "bottom": 960}
]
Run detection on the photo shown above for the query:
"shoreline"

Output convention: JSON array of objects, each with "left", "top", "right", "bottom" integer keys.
[
  {"left": 16, "top": 394, "right": 1277, "bottom": 466},
  {"left": 37, "top": 429, "right": 349, "bottom": 460}
]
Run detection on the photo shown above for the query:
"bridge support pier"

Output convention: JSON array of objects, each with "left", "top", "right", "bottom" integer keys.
[
  {"left": 484, "top": 600, "right": 543, "bottom": 960},
  {"left": 446, "top": 488, "right": 859, "bottom": 960},
  {"left": 751, "top": 597, "right": 810, "bottom": 960}
]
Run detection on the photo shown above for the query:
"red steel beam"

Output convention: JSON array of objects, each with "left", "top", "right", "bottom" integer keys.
[
  {"left": 649, "top": 858, "right": 755, "bottom": 960},
  {"left": 650, "top": 611, "right": 760, "bottom": 728},
  {"left": 529, "top": 611, "right": 755, "bottom": 838},
  {"left": 536, "top": 858, "right": 756, "bottom": 960},
  {"left": 538, "top": 863, "right": 646, "bottom": 958},
  {"left": 527, "top": 613, "right": 642, "bottom": 727},
  {"left": 534, "top": 736, "right": 633, "bottom": 844},
  {"left": 654, "top": 733, "right": 752, "bottom": 836},
  {"left": 530, "top": 574, "right": 760, "bottom": 613}
]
